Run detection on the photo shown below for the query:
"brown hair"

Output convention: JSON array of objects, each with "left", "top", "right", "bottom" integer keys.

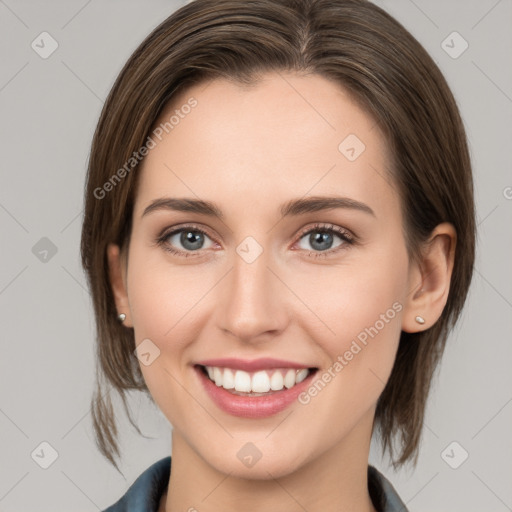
[{"left": 80, "top": 0, "right": 475, "bottom": 472}]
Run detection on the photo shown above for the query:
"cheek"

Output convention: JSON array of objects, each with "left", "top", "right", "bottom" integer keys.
[
  {"left": 125, "top": 246, "right": 197, "bottom": 396},
  {"left": 127, "top": 245, "right": 208, "bottom": 347},
  {"left": 290, "top": 244, "right": 408, "bottom": 378},
  {"left": 287, "top": 262, "right": 406, "bottom": 437}
]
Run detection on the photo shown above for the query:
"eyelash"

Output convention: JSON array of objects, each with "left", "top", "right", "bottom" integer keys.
[{"left": 155, "top": 222, "right": 356, "bottom": 259}]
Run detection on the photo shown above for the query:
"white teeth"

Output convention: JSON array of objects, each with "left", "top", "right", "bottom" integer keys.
[
  {"left": 223, "top": 368, "right": 235, "bottom": 389},
  {"left": 284, "top": 369, "right": 296, "bottom": 389},
  {"left": 234, "top": 370, "right": 252, "bottom": 392},
  {"left": 251, "top": 371, "right": 271, "bottom": 393},
  {"left": 296, "top": 368, "right": 309, "bottom": 384},
  {"left": 203, "top": 366, "right": 311, "bottom": 393},
  {"left": 270, "top": 371, "right": 284, "bottom": 391},
  {"left": 213, "top": 367, "right": 223, "bottom": 387}
]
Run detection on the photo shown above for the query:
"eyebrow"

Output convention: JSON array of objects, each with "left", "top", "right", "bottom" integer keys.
[{"left": 141, "top": 195, "right": 375, "bottom": 219}]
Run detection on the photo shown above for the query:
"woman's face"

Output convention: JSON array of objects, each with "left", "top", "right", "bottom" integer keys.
[{"left": 114, "top": 72, "right": 416, "bottom": 478}]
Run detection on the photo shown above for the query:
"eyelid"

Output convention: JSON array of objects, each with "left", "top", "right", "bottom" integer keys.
[
  {"left": 295, "top": 222, "right": 355, "bottom": 244},
  {"left": 158, "top": 222, "right": 216, "bottom": 241}
]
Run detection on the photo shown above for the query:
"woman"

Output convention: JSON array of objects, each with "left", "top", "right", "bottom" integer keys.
[{"left": 80, "top": 0, "right": 476, "bottom": 510}]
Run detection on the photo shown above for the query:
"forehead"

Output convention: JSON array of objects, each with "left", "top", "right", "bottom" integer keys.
[{"left": 134, "top": 72, "right": 399, "bottom": 221}]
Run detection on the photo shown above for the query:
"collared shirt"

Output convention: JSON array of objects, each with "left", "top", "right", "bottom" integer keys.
[{"left": 102, "top": 456, "right": 408, "bottom": 512}]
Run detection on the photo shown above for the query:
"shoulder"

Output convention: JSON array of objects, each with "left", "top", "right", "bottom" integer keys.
[
  {"left": 368, "top": 464, "right": 409, "bottom": 512},
  {"left": 102, "top": 456, "right": 171, "bottom": 512}
]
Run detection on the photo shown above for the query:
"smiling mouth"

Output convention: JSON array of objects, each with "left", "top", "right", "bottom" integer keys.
[{"left": 196, "top": 364, "right": 318, "bottom": 396}]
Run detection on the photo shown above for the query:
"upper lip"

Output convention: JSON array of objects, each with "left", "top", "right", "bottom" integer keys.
[{"left": 195, "top": 358, "right": 315, "bottom": 372}]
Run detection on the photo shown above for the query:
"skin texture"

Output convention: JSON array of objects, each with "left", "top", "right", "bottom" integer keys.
[{"left": 107, "top": 72, "right": 456, "bottom": 512}]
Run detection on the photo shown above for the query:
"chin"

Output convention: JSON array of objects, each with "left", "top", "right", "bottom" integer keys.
[{"left": 198, "top": 437, "right": 310, "bottom": 480}]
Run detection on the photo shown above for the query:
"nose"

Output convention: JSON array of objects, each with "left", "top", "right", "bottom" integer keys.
[{"left": 215, "top": 242, "right": 289, "bottom": 343}]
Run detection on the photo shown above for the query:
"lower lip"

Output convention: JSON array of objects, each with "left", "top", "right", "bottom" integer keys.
[{"left": 194, "top": 365, "right": 317, "bottom": 419}]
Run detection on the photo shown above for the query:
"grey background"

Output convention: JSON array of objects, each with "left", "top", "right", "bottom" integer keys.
[{"left": 0, "top": 0, "right": 511, "bottom": 510}]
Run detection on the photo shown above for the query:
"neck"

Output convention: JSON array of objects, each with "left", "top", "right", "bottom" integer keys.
[{"left": 161, "top": 410, "right": 378, "bottom": 512}]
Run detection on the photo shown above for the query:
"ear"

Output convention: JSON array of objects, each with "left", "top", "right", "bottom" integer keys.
[
  {"left": 402, "top": 222, "right": 457, "bottom": 333},
  {"left": 107, "top": 243, "right": 133, "bottom": 328}
]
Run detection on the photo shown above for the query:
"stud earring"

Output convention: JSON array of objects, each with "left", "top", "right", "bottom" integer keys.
[
  {"left": 415, "top": 315, "right": 425, "bottom": 325},
  {"left": 118, "top": 313, "right": 126, "bottom": 323}
]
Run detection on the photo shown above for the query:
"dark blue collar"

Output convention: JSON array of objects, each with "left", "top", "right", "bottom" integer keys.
[{"left": 102, "top": 456, "right": 408, "bottom": 512}]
